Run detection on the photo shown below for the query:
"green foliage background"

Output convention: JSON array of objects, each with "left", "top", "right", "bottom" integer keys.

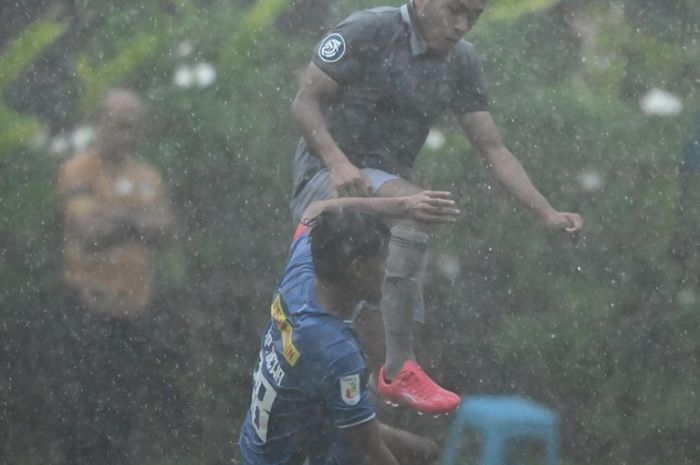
[{"left": 1, "top": 0, "right": 699, "bottom": 464}]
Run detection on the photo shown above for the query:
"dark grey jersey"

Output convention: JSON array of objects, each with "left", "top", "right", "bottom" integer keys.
[{"left": 293, "top": 2, "right": 489, "bottom": 193}]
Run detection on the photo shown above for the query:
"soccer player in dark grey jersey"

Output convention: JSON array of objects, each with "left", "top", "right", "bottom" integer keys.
[{"left": 290, "top": 0, "right": 583, "bottom": 414}]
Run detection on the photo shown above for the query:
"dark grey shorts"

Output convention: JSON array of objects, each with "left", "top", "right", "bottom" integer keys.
[{"left": 290, "top": 167, "right": 401, "bottom": 225}]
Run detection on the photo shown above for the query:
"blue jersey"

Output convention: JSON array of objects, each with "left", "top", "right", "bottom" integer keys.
[{"left": 239, "top": 225, "right": 375, "bottom": 465}]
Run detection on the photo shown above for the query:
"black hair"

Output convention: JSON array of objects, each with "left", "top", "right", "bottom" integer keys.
[{"left": 308, "top": 207, "right": 391, "bottom": 282}]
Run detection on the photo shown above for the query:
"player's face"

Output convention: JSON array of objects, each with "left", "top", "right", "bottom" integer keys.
[
  {"left": 353, "top": 246, "right": 389, "bottom": 301},
  {"left": 97, "top": 96, "right": 145, "bottom": 158},
  {"left": 99, "top": 112, "right": 142, "bottom": 156},
  {"left": 415, "top": 0, "right": 486, "bottom": 52}
]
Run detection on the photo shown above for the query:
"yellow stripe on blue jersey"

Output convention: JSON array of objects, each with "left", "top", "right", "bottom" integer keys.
[{"left": 270, "top": 294, "right": 301, "bottom": 366}]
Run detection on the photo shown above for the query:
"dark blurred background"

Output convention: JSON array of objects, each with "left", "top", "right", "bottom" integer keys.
[{"left": 1, "top": 0, "right": 699, "bottom": 464}]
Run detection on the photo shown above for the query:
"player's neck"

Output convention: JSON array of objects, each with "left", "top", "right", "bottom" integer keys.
[
  {"left": 97, "top": 141, "right": 134, "bottom": 166},
  {"left": 315, "top": 279, "right": 357, "bottom": 319}
]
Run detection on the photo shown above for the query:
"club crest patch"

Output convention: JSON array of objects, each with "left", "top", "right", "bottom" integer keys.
[
  {"left": 340, "top": 374, "right": 361, "bottom": 405},
  {"left": 318, "top": 33, "right": 346, "bottom": 63}
]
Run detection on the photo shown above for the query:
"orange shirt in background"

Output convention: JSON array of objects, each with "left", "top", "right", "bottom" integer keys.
[{"left": 59, "top": 151, "right": 169, "bottom": 319}]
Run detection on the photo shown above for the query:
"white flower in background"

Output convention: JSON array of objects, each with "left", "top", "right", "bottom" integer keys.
[
  {"left": 640, "top": 87, "right": 683, "bottom": 116},
  {"left": 48, "top": 134, "right": 70, "bottom": 155},
  {"left": 173, "top": 65, "right": 194, "bottom": 88},
  {"left": 176, "top": 40, "right": 194, "bottom": 58},
  {"left": 436, "top": 254, "right": 460, "bottom": 281},
  {"left": 114, "top": 177, "right": 134, "bottom": 197},
  {"left": 71, "top": 125, "right": 95, "bottom": 151},
  {"left": 193, "top": 62, "right": 217, "bottom": 88},
  {"left": 577, "top": 170, "right": 603, "bottom": 192},
  {"left": 425, "top": 129, "right": 446, "bottom": 151}
]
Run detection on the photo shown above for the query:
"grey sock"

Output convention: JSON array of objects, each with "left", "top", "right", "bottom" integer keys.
[{"left": 381, "top": 225, "right": 429, "bottom": 379}]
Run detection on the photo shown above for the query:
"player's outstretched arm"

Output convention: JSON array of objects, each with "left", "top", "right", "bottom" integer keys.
[
  {"left": 340, "top": 419, "right": 401, "bottom": 465},
  {"left": 338, "top": 419, "right": 438, "bottom": 465},
  {"left": 378, "top": 422, "right": 439, "bottom": 465},
  {"left": 301, "top": 191, "right": 460, "bottom": 225},
  {"left": 460, "top": 111, "right": 583, "bottom": 233}
]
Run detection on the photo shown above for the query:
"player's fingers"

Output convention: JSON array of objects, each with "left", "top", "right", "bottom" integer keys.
[
  {"left": 356, "top": 178, "right": 370, "bottom": 197},
  {"left": 424, "top": 191, "right": 454, "bottom": 200},
  {"left": 336, "top": 185, "right": 351, "bottom": 198},
  {"left": 421, "top": 204, "right": 460, "bottom": 216},
  {"left": 565, "top": 214, "right": 583, "bottom": 233},
  {"left": 423, "top": 197, "right": 457, "bottom": 207},
  {"left": 346, "top": 180, "right": 363, "bottom": 197},
  {"left": 419, "top": 210, "right": 459, "bottom": 223},
  {"left": 418, "top": 212, "right": 458, "bottom": 223},
  {"left": 566, "top": 223, "right": 582, "bottom": 233}
]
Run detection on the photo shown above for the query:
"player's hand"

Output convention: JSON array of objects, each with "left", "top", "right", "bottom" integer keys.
[
  {"left": 329, "top": 161, "right": 370, "bottom": 198},
  {"left": 402, "top": 191, "right": 460, "bottom": 223},
  {"left": 378, "top": 421, "right": 439, "bottom": 464},
  {"left": 544, "top": 210, "right": 583, "bottom": 233}
]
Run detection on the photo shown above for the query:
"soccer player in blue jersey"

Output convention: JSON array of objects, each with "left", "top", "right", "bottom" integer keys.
[{"left": 239, "top": 191, "right": 459, "bottom": 465}]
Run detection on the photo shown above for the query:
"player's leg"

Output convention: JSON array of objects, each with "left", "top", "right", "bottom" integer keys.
[
  {"left": 293, "top": 167, "right": 459, "bottom": 413},
  {"left": 341, "top": 169, "right": 408, "bottom": 375},
  {"left": 373, "top": 175, "right": 460, "bottom": 414},
  {"left": 373, "top": 178, "right": 426, "bottom": 378},
  {"left": 293, "top": 167, "right": 398, "bottom": 374},
  {"left": 353, "top": 301, "right": 386, "bottom": 377}
]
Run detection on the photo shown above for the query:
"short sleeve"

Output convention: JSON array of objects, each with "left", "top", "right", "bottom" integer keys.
[
  {"left": 312, "top": 10, "right": 382, "bottom": 86},
  {"left": 449, "top": 42, "right": 490, "bottom": 115},
  {"left": 321, "top": 352, "right": 375, "bottom": 429},
  {"left": 292, "top": 223, "right": 311, "bottom": 242}
]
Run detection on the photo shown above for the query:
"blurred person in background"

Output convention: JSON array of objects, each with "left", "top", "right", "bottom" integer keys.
[
  {"left": 289, "top": 0, "right": 583, "bottom": 414},
  {"left": 57, "top": 88, "right": 177, "bottom": 465},
  {"left": 240, "top": 191, "right": 458, "bottom": 465}
]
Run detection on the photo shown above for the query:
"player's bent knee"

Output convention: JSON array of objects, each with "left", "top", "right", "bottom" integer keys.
[{"left": 385, "top": 225, "right": 429, "bottom": 280}]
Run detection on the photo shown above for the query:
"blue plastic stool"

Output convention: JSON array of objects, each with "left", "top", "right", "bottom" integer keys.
[{"left": 440, "top": 396, "right": 559, "bottom": 465}]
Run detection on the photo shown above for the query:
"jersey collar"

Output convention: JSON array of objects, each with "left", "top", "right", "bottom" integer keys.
[{"left": 401, "top": 1, "right": 429, "bottom": 56}]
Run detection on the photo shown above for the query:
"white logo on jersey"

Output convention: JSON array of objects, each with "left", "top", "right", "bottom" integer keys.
[
  {"left": 319, "top": 33, "right": 346, "bottom": 63},
  {"left": 340, "top": 374, "right": 361, "bottom": 405}
]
